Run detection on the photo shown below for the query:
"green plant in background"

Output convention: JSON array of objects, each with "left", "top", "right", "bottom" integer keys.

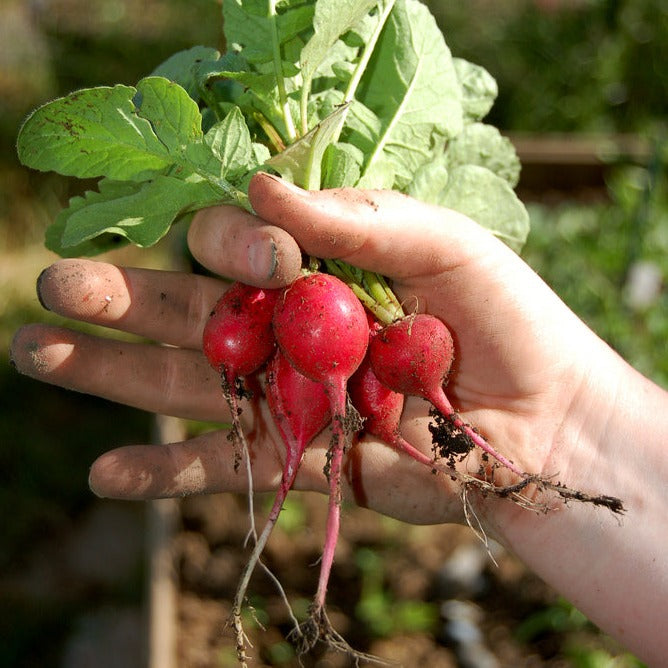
[
  {"left": 522, "top": 138, "right": 667, "bottom": 388},
  {"left": 264, "top": 494, "right": 307, "bottom": 535},
  {"left": 567, "top": 646, "right": 647, "bottom": 668},
  {"left": 354, "top": 547, "right": 439, "bottom": 638},
  {"left": 516, "top": 596, "right": 591, "bottom": 644},
  {"left": 428, "top": 0, "right": 668, "bottom": 135},
  {"left": 516, "top": 597, "right": 647, "bottom": 668}
]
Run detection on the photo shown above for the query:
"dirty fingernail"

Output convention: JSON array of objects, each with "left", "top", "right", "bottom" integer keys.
[
  {"left": 256, "top": 172, "right": 308, "bottom": 196},
  {"left": 36, "top": 267, "right": 52, "bottom": 311},
  {"left": 248, "top": 238, "right": 278, "bottom": 281}
]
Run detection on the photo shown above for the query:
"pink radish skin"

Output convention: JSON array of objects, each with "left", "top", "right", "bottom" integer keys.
[
  {"left": 272, "top": 272, "right": 369, "bottom": 615},
  {"left": 203, "top": 281, "right": 280, "bottom": 382},
  {"left": 272, "top": 274, "right": 369, "bottom": 390},
  {"left": 349, "top": 353, "right": 436, "bottom": 469},
  {"left": 348, "top": 315, "right": 410, "bottom": 448},
  {"left": 349, "top": 353, "right": 481, "bottom": 482},
  {"left": 265, "top": 350, "right": 332, "bottom": 488},
  {"left": 202, "top": 282, "right": 281, "bottom": 466},
  {"left": 232, "top": 349, "right": 331, "bottom": 623},
  {"left": 368, "top": 313, "right": 526, "bottom": 478}
]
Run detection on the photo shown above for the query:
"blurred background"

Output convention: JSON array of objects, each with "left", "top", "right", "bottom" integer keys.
[{"left": 1, "top": 0, "right": 665, "bottom": 666}]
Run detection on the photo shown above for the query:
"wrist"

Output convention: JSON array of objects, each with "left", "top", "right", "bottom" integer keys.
[{"left": 478, "top": 344, "right": 668, "bottom": 665}]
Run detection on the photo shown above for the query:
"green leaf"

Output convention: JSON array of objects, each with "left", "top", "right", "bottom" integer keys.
[
  {"left": 321, "top": 142, "right": 363, "bottom": 188},
  {"left": 343, "top": 100, "right": 383, "bottom": 156},
  {"left": 45, "top": 223, "right": 130, "bottom": 258},
  {"left": 204, "top": 106, "right": 253, "bottom": 180},
  {"left": 406, "top": 152, "right": 449, "bottom": 203},
  {"left": 17, "top": 77, "right": 208, "bottom": 182},
  {"left": 197, "top": 52, "right": 268, "bottom": 93},
  {"left": 438, "top": 165, "right": 530, "bottom": 253},
  {"left": 357, "top": 157, "right": 395, "bottom": 189},
  {"left": 50, "top": 175, "right": 222, "bottom": 255},
  {"left": 223, "top": 0, "right": 314, "bottom": 66},
  {"left": 150, "top": 45, "right": 221, "bottom": 101},
  {"left": 134, "top": 77, "right": 204, "bottom": 153},
  {"left": 17, "top": 84, "right": 174, "bottom": 181},
  {"left": 357, "top": 0, "right": 463, "bottom": 190},
  {"left": 446, "top": 122, "right": 521, "bottom": 187},
  {"left": 266, "top": 104, "right": 350, "bottom": 188},
  {"left": 252, "top": 142, "right": 271, "bottom": 165},
  {"left": 300, "top": 0, "right": 379, "bottom": 96},
  {"left": 453, "top": 58, "right": 498, "bottom": 123}
]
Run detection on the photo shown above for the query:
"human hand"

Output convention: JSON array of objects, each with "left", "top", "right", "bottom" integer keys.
[
  {"left": 10, "top": 173, "right": 617, "bottom": 526},
  {"left": 13, "top": 172, "right": 668, "bottom": 665}
]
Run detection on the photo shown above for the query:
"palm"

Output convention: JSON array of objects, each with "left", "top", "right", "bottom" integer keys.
[{"left": 11, "top": 173, "right": 599, "bottom": 525}]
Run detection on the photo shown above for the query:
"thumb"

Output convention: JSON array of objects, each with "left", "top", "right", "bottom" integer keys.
[{"left": 247, "top": 172, "right": 506, "bottom": 281}]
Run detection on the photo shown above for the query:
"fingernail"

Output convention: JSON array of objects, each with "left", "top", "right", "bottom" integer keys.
[
  {"left": 36, "top": 267, "right": 51, "bottom": 311},
  {"left": 248, "top": 239, "right": 278, "bottom": 281},
  {"left": 258, "top": 172, "right": 308, "bottom": 196},
  {"left": 8, "top": 348, "right": 17, "bottom": 370}
]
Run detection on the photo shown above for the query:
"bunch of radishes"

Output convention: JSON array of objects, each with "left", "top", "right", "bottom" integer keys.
[{"left": 201, "top": 267, "right": 532, "bottom": 661}]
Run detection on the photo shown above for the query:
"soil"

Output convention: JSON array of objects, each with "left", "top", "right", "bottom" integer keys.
[{"left": 171, "top": 491, "right": 626, "bottom": 668}]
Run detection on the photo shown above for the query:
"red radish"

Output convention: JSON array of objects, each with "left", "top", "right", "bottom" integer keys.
[
  {"left": 368, "top": 313, "right": 526, "bottom": 478},
  {"left": 272, "top": 272, "right": 369, "bottom": 619},
  {"left": 348, "top": 315, "right": 411, "bottom": 450},
  {"left": 265, "top": 350, "right": 332, "bottom": 497},
  {"left": 349, "top": 354, "right": 429, "bottom": 464},
  {"left": 203, "top": 281, "right": 280, "bottom": 380},
  {"left": 231, "top": 349, "right": 331, "bottom": 638},
  {"left": 272, "top": 273, "right": 369, "bottom": 390},
  {"left": 349, "top": 353, "right": 479, "bottom": 482},
  {"left": 202, "top": 282, "right": 280, "bottom": 466}
]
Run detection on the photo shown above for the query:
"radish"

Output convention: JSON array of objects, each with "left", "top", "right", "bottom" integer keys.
[
  {"left": 271, "top": 272, "right": 369, "bottom": 636},
  {"left": 230, "top": 349, "right": 331, "bottom": 659},
  {"left": 203, "top": 281, "right": 280, "bottom": 379},
  {"left": 348, "top": 317, "right": 463, "bottom": 471},
  {"left": 202, "top": 281, "right": 280, "bottom": 467},
  {"left": 202, "top": 280, "right": 282, "bottom": 626},
  {"left": 368, "top": 313, "right": 526, "bottom": 478},
  {"left": 347, "top": 316, "right": 420, "bottom": 459},
  {"left": 349, "top": 353, "right": 437, "bottom": 468}
]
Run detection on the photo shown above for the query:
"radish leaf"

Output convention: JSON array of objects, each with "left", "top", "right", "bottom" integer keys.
[
  {"left": 47, "top": 175, "right": 223, "bottom": 256},
  {"left": 321, "top": 143, "right": 363, "bottom": 188},
  {"left": 266, "top": 104, "right": 350, "bottom": 188},
  {"left": 446, "top": 122, "right": 521, "bottom": 187},
  {"left": 357, "top": 0, "right": 463, "bottom": 189},
  {"left": 454, "top": 58, "right": 498, "bottom": 123},
  {"left": 150, "top": 46, "right": 221, "bottom": 102},
  {"left": 438, "top": 165, "right": 530, "bottom": 253},
  {"left": 204, "top": 106, "right": 254, "bottom": 179},
  {"left": 17, "top": 84, "right": 174, "bottom": 182},
  {"left": 17, "top": 0, "right": 531, "bottom": 257},
  {"left": 299, "top": 0, "right": 380, "bottom": 128}
]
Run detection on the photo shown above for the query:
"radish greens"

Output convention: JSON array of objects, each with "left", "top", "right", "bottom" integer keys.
[{"left": 17, "top": 0, "right": 529, "bottom": 256}]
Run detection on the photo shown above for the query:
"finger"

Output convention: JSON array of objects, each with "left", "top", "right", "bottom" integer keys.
[
  {"left": 37, "top": 258, "right": 226, "bottom": 349},
  {"left": 11, "top": 324, "right": 227, "bottom": 421},
  {"left": 88, "top": 431, "right": 274, "bottom": 499},
  {"left": 188, "top": 204, "right": 303, "bottom": 287},
  {"left": 88, "top": 413, "right": 464, "bottom": 525},
  {"left": 247, "top": 172, "right": 507, "bottom": 280}
]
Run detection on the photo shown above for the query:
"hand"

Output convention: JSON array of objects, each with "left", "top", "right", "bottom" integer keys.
[
  {"left": 12, "top": 173, "right": 668, "bottom": 664},
  {"left": 11, "top": 173, "right": 612, "bottom": 523}
]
